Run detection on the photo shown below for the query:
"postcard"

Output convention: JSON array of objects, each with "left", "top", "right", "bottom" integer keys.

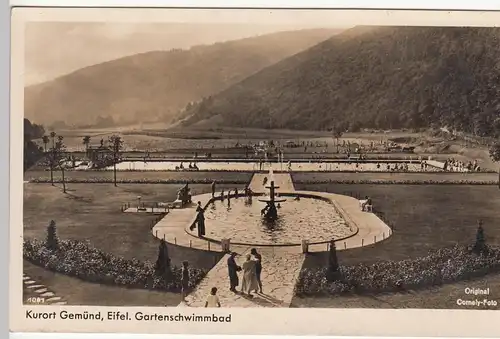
[{"left": 10, "top": 7, "right": 500, "bottom": 336}]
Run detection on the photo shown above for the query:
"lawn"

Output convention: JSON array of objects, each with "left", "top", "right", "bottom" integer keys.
[
  {"left": 294, "top": 184, "right": 500, "bottom": 265},
  {"left": 292, "top": 183, "right": 500, "bottom": 309},
  {"left": 24, "top": 182, "right": 264, "bottom": 306},
  {"left": 24, "top": 260, "right": 182, "bottom": 307},
  {"left": 24, "top": 170, "right": 253, "bottom": 183},
  {"left": 23, "top": 183, "right": 245, "bottom": 267},
  {"left": 292, "top": 172, "right": 498, "bottom": 183}
]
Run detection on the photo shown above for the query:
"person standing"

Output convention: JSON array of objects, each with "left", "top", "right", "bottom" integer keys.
[
  {"left": 241, "top": 254, "right": 259, "bottom": 297},
  {"left": 211, "top": 181, "right": 216, "bottom": 198},
  {"left": 250, "top": 248, "right": 263, "bottom": 293},
  {"left": 181, "top": 261, "right": 190, "bottom": 302},
  {"left": 227, "top": 252, "right": 241, "bottom": 292},
  {"left": 196, "top": 202, "right": 205, "bottom": 237},
  {"left": 204, "top": 287, "right": 221, "bottom": 307}
]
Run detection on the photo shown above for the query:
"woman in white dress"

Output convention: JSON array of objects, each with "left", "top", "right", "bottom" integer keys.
[{"left": 240, "top": 254, "right": 259, "bottom": 297}]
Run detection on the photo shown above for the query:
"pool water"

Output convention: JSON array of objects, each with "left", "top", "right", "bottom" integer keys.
[
  {"left": 200, "top": 196, "right": 355, "bottom": 245},
  {"left": 105, "top": 161, "right": 443, "bottom": 172}
]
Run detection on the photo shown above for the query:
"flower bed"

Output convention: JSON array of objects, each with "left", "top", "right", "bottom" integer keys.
[
  {"left": 296, "top": 245, "right": 500, "bottom": 296},
  {"left": 27, "top": 177, "right": 498, "bottom": 185},
  {"left": 28, "top": 177, "right": 248, "bottom": 184},
  {"left": 23, "top": 238, "right": 207, "bottom": 292},
  {"left": 293, "top": 179, "right": 498, "bottom": 185}
]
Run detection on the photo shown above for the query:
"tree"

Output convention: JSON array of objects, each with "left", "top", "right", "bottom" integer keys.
[
  {"left": 326, "top": 240, "right": 340, "bottom": 281},
  {"left": 490, "top": 142, "right": 500, "bottom": 162},
  {"left": 331, "top": 123, "right": 347, "bottom": 153},
  {"left": 42, "top": 135, "right": 50, "bottom": 152},
  {"left": 108, "top": 135, "right": 123, "bottom": 187},
  {"left": 82, "top": 136, "right": 91, "bottom": 152},
  {"left": 55, "top": 136, "right": 67, "bottom": 193},
  {"left": 489, "top": 142, "right": 500, "bottom": 189},
  {"left": 472, "top": 220, "right": 487, "bottom": 254},
  {"left": 48, "top": 132, "right": 57, "bottom": 185},
  {"left": 154, "top": 239, "right": 172, "bottom": 280},
  {"left": 46, "top": 220, "right": 59, "bottom": 251}
]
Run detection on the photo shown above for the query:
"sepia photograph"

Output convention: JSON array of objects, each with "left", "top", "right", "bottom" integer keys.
[{"left": 10, "top": 7, "right": 500, "bottom": 336}]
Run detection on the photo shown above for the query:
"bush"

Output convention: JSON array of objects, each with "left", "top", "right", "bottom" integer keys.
[
  {"left": 23, "top": 238, "right": 207, "bottom": 292},
  {"left": 155, "top": 239, "right": 172, "bottom": 278},
  {"left": 28, "top": 177, "right": 498, "bottom": 185},
  {"left": 293, "top": 179, "right": 497, "bottom": 185},
  {"left": 28, "top": 177, "right": 248, "bottom": 184},
  {"left": 45, "top": 220, "right": 59, "bottom": 251},
  {"left": 295, "top": 245, "right": 500, "bottom": 296}
]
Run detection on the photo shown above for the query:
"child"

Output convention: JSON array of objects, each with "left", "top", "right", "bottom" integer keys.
[
  {"left": 181, "top": 261, "right": 189, "bottom": 302},
  {"left": 205, "top": 287, "right": 221, "bottom": 308}
]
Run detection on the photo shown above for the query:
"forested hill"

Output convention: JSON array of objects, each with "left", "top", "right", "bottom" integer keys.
[
  {"left": 24, "top": 28, "right": 340, "bottom": 128},
  {"left": 181, "top": 26, "right": 500, "bottom": 138}
]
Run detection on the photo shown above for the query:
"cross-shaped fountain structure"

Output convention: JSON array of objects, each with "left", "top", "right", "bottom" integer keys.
[{"left": 258, "top": 167, "right": 286, "bottom": 221}]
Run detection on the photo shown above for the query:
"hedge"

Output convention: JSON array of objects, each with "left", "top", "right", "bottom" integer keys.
[
  {"left": 23, "top": 238, "right": 207, "bottom": 292},
  {"left": 295, "top": 245, "right": 500, "bottom": 296},
  {"left": 28, "top": 178, "right": 249, "bottom": 184},
  {"left": 293, "top": 179, "right": 498, "bottom": 185},
  {"left": 27, "top": 178, "right": 498, "bottom": 185}
]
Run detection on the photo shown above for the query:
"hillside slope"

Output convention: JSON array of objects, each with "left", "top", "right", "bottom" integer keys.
[
  {"left": 24, "top": 29, "right": 340, "bottom": 128},
  {"left": 182, "top": 26, "right": 500, "bottom": 137}
]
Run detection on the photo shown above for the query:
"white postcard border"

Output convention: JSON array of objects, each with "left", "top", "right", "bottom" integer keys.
[{"left": 9, "top": 7, "right": 500, "bottom": 337}]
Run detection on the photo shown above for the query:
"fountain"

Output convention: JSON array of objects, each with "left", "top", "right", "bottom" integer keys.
[
  {"left": 182, "top": 156, "right": 375, "bottom": 247},
  {"left": 258, "top": 166, "right": 286, "bottom": 221}
]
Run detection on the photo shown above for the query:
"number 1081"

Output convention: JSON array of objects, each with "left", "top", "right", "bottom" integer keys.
[{"left": 26, "top": 297, "right": 45, "bottom": 304}]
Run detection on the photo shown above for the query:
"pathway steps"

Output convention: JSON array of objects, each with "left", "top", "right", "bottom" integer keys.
[{"left": 23, "top": 273, "right": 67, "bottom": 305}]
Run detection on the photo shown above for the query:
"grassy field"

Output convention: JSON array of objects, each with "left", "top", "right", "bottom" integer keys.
[
  {"left": 295, "top": 184, "right": 500, "bottom": 265},
  {"left": 292, "top": 172, "right": 499, "bottom": 183},
  {"left": 24, "top": 169, "right": 499, "bottom": 184},
  {"left": 24, "top": 260, "right": 182, "bottom": 306},
  {"left": 33, "top": 128, "right": 411, "bottom": 152},
  {"left": 23, "top": 183, "right": 242, "bottom": 266},
  {"left": 291, "top": 183, "right": 500, "bottom": 309},
  {"left": 24, "top": 170, "right": 253, "bottom": 183},
  {"left": 24, "top": 181, "right": 265, "bottom": 306}
]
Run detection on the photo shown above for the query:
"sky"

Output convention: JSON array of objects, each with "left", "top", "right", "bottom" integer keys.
[{"left": 25, "top": 22, "right": 344, "bottom": 86}]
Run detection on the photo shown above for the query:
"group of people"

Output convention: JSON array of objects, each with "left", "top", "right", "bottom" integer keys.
[
  {"left": 443, "top": 158, "right": 480, "bottom": 172},
  {"left": 179, "top": 248, "right": 264, "bottom": 308},
  {"left": 175, "top": 162, "right": 199, "bottom": 171},
  {"left": 227, "top": 249, "right": 263, "bottom": 298},
  {"left": 211, "top": 181, "right": 253, "bottom": 200}
]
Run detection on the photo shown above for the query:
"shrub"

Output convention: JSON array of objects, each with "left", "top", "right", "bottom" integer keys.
[
  {"left": 28, "top": 177, "right": 498, "bottom": 185},
  {"left": 293, "top": 179, "right": 497, "bottom": 185},
  {"left": 154, "top": 239, "right": 172, "bottom": 279},
  {"left": 326, "top": 240, "right": 340, "bottom": 281},
  {"left": 28, "top": 177, "right": 248, "bottom": 185},
  {"left": 45, "top": 220, "right": 59, "bottom": 251},
  {"left": 23, "top": 238, "right": 207, "bottom": 292},
  {"left": 295, "top": 245, "right": 500, "bottom": 296}
]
